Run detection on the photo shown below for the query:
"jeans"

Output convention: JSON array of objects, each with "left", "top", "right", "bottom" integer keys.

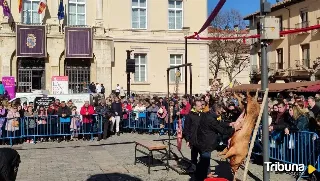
[
  {"left": 195, "top": 151, "right": 211, "bottom": 181},
  {"left": 191, "top": 147, "right": 200, "bottom": 166},
  {"left": 60, "top": 123, "right": 70, "bottom": 135},
  {"left": 110, "top": 116, "right": 120, "bottom": 133},
  {"left": 98, "top": 118, "right": 109, "bottom": 140},
  {"left": 191, "top": 147, "right": 211, "bottom": 173}
]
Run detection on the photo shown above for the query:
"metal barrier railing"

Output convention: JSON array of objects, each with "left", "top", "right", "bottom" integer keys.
[
  {"left": 253, "top": 127, "right": 320, "bottom": 173},
  {"left": 0, "top": 114, "right": 103, "bottom": 145},
  {"left": 122, "top": 111, "right": 185, "bottom": 134},
  {"left": 0, "top": 111, "right": 184, "bottom": 145}
]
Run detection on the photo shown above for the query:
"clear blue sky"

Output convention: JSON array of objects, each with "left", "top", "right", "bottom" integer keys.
[{"left": 208, "top": 0, "right": 278, "bottom": 17}]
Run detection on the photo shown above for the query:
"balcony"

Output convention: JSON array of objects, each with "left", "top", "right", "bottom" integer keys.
[
  {"left": 269, "top": 63, "right": 277, "bottom": 70},
  {"left": 251, "top": 65, "right": 260, "bottom": 73},
  {"left": 302, "top": 59, "right": 311, "bottom": 69},
  {"left": 295, "top": 21, "right": 309, "bottom": 28}
]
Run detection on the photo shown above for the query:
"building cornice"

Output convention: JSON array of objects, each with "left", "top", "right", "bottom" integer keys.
[
  {"left": 113, "top": 37, "right": 209, "bottom": 44},
  {"left": 0, "top": 32, "right": 209, "bottom": 44}
]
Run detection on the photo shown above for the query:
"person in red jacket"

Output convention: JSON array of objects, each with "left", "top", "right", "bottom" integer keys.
[
  {"left": 80, "top": 101, "right": 95, "bottom": 140},
  {"left": 122, "top": 101, "right": 132, "bottom": 119},
  {"left": 122, "top": 101, "right": 132, "bottom": 130},
  {"left": 179, "top": 98, "right": 191, "bottom": 116}
]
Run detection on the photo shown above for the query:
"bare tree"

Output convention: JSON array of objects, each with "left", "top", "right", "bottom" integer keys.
[{"left": 209, "top": 9, "right": 250, "bottom": 82}]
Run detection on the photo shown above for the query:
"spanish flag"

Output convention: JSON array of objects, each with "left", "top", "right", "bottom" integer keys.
[
  {"left": 38, "top": 0, "right": 47, "bottom": 14},
  {"left": 18, "top": 0, "right": 22, "bottom": 13}
]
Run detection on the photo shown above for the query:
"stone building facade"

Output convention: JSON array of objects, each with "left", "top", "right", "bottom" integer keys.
[
  {"left": 0, "top": 0, "right": 209, "bottom": 95},
  {"left": 244, "top": 0, "right": 320, "bottom": 83}
]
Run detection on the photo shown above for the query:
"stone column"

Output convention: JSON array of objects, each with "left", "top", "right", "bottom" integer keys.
[
  {"left": 51, "top": 0, "right": 59, "bottom": 22},
  {"left": 95, "top": 0, "right": 104, "bottom": 35},
  {"left": 49, "top": 0, "right": 60, "bottom": 34},
  {"left": 96, "top": 0, "right": 103, "bottom": 25}
]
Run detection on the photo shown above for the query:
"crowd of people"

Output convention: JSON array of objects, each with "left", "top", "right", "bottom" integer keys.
[{"left": 0, "top": 86, "right": 320, "bottom": 180}]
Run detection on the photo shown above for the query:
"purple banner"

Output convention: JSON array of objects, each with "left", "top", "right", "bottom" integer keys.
[
  {"left": 16, "top": 25, "right": 46, "bottom": 58},
  {"left": 65, "top": 27, "right": 93, "bottom": 58},
  {"left": 2, "top": 76, "right": 15, "bottom": 100}
]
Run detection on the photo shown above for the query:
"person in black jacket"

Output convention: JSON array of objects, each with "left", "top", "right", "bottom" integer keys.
[
  {"left": 183, "top": 100, "right": 203, "bottom": 173},
  {"left": 269, "top": 102, "right": 291, "bottom": 144},
  {"left": 194, "top": 104, "right": 241, "bottom": 181},
  {"left": 95, "top": 99, "right": 112, "bottom": 140},
  {"left": 0, "top": 148, "right": 20, "bottom": 181},
  {"left": 111, "top": 97, "right": 122, "bottom": 136},
  {"left": 57, "top": 102, "right": 72, "bottom": 142}
]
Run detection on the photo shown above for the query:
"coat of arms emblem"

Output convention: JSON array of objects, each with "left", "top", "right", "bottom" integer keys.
[{"left": 26, "top": 34, "right": 36, "bottom": 48}]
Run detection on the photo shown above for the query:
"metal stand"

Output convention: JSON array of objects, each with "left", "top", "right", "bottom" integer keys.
[
  {"left": 153, "top": 138, "right": 192, "bottom": 175},
  {"left": 184, "top": 37, "right": 188, "bottom": 95},
  {"left": 126, "top": 50, "right": 133, "bottom": 98},
  {"left": 260, "top": 1, "right": 270, "bottom": 180},
  {"left": 163, "top": 63, "right": 193, "bottom": 174}
]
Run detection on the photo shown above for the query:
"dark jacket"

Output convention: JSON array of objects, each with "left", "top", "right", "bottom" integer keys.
[
  {"left": 195, "top": 112, "right": 235, "bottom": 153},
  {"left": 0, "top": 148, "right": 20, "bottom": 181},
  {"left": 111, "top": 102, "right": 122, "bottom": 116},
  {"left": 271, "top": 111, "right": 291, "bottom": 131},
  {"left": 47, "top": 108, "right": 58, "bottom": 124},
  {"left": 183, "top": 109, "right": 202, "bottom": 146},
  {"left": 57, "top": 106, "right": 72, "bottom": 118},
  {"left": 96, "top": 105, "right": 112, "bottom": 119},
  {"left": 288, "top": 115, "right": 309, "bottom": 132}
]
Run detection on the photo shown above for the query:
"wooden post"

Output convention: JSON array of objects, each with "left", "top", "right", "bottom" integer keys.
[{"left": 242, "top": 88, "right": 269, "bottom": 181}]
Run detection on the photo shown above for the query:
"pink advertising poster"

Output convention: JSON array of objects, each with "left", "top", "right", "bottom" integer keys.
[{"left": 2, "top": 76, "right": 16, "bottom": 100}]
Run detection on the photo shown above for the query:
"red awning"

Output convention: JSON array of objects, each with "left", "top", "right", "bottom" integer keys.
[
  {"left": 298, "top": 84, "right": 320, "bottom": 92},
  {"left": 228, "top": 81, "right": 320, "bottom": 92}
]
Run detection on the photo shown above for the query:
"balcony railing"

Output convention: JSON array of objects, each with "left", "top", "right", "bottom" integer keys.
[
  {"left": 269, "top": 63, "right": 277, "bottom": 70},
  {"left": 251, "top": 65, "right": 260, "bottom": 73},
  {"left": 302, "top": 59, "right": 311, "bottom": 68},
  {"left": 295, "top": 21, "right": 309, "bottom": 29}
]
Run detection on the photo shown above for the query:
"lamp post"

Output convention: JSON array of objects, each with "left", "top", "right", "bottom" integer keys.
[
  {"left": 260, "top": 0, "right": 270, "bottom": 180},
  {"left": 182, "top": 27, "right": 190, "bottom": 96}
]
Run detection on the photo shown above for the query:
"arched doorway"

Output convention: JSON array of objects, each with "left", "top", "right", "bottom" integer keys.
[
  {"left": 65, "top": 59, "right": 91, "bottom": 93},
  {"left": 17, "top": 58, "right": 45, "bottom": 92}
]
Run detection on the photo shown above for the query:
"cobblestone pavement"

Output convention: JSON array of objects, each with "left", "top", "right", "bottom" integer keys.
[{"left": 1, "top": 133, "right": 297, "bottom": 181}]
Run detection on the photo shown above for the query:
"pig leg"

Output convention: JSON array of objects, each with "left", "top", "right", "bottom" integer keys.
[
  {"left": 221, "top": 147, "right": 236, "bottom": 160},
  {"left": 217, "top": 147, "right": 228, "bottom": 156},
  {"left": 218, "top": 147, "right": 229, "bottom": 161},
  {"left": 230, "top": 156, "right": 243, "bottom": 181}
]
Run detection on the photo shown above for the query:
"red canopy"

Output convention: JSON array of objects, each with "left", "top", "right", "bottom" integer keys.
[{"left": 298, "top": 84, "right": 320, "bottom": 92}]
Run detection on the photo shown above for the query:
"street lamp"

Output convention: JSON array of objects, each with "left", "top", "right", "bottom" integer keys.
[{"left": 182, "top": 27, "right": 190, "bottom": 95}]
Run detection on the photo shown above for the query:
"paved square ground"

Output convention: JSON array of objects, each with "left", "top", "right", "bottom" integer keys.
[{"left": 1, "top": 133, "right": 297, "bottom": 181}]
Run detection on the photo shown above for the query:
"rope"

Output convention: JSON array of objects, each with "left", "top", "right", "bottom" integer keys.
[{"left": 240, "top": 88, "right": 269, "bottom": 181}]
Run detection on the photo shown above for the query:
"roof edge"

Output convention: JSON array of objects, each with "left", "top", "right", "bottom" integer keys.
[{"left": 243, "top": 0, "right": 305, "bottom": 20}]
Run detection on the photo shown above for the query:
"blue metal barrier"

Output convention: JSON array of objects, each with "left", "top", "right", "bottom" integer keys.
[
  {"left": 0, "top": 114, "right": 103, "bottom": 145},
  {"left": 252, "top": 127, "right": 320, "bottom": 174},
  {"left": 123, "top": 111, "right": 183, "bottom": 133}
]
